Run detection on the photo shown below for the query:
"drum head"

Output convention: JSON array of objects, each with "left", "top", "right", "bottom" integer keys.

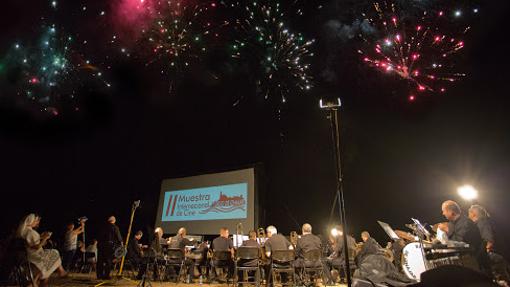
[{"left": 401, "top": 242, "right": 427, "bottom": 282}]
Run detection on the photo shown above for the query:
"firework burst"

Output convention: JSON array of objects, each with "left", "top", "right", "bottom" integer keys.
[
  {"left": 230, "top": 1, "right": 314, "bottom": 104},
  {"left": 358, "top": 1, "right": 469, "bottom": 101},
  {"left": 112, "top": 0, "right": 217, "bottom": 93},
  {"left": 0, "top": 24, "right": 109, "bottom": 116}
]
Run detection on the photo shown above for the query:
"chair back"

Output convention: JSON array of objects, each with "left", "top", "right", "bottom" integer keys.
[
  {"left": 213, "top": 250, "right": 231, "bottom": 261},
  {"left": 271, "top": 249, "right": 295, "bottom": 263},
  {"left": 236, "top": 246, "right": 260, "bottom": 260},
  {"left": 187, "top": 249, "right": 203, "bottom": 260},
  {"left": 166, "top": 248, "right": 184, "bottom": 260},
  {"left": 303, "top": 249, "right": 322, "bottom": 262},
  {"left": 12, "top": 238, "right": 28, "bottom": 263}
]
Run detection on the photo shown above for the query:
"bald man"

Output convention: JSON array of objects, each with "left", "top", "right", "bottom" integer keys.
[
  {"left": 439, "top": 200, "right": 482, "bottom": 246},
  {"left": 439, "top": 200, "right": 486, "bottom": 272}
]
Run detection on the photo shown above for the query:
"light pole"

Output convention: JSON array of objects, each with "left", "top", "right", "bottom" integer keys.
[{"left": 320, "top": 98, "right": 352, "bottom": 287}]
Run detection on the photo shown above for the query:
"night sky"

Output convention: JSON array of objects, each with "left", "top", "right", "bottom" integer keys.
[{"left": 1, "top": 0, "right": 509, "bottom": 256}]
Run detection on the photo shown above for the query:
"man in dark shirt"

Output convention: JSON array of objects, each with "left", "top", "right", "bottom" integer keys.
[
  {"left": 355, "top": 231, "right": 382, "bottom": 265},
  {"left": 439, "top": 200, "right": 485, "bottom": 271},
  {"left": 264, "top": 225, "right": 293, "bottom": 286},
  {"left": 236, "top": 230, "right": 261, "bottom": 282},
  {"left": 468, "top": 205, "right": 495, "bottom": 252},
  {"left": 168, "top": 227, "right": 196, "bottom": 282},
  {"left": 264, "top": 226, "right": 292, "bottom": 258},
  {"left": 127, "top": 231, "right": 145, "bottom": 279},
  {"left": 325, "top": 226, "right": 357, "bottom": 283},
  {"left": 239, "top": 230, "right": 260, "bottom": 267},
  {"left": 150, "top": 227, "right": 165, "bottom": 256},
  {"left": 469, "top": 205, "right": 510, "bottom": 281},
  {"left": 96, "top": 216, "right": 123, "bottom": 280},
  {"left": 210, "top": 227, "right": 234, "bottom": 282},
  {"left": 294, "top": 224, "right": 322, "bottom": 267},
  {"left": 241, "top": 230, "right": 260, "bottom": 248}
]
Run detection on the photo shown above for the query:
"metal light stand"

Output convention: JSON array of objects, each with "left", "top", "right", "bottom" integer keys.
[{"left": 321, "top": 98, "right": 352, "bottom": 287}]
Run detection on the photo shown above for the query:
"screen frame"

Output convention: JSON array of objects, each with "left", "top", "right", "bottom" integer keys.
[{"left": 155, "top": 167, "right": 258, "bottom": 235}]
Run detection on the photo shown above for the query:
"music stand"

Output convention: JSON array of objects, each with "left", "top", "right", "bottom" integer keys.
[
  {"left": 411, "top": 218, "right": 430, "bottom": 240},
  {"left": 377, "top": 221, "right": 400, "bottom": 241}
]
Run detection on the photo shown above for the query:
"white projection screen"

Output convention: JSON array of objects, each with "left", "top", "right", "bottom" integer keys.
[{"left": 155, "top": 168, "right": 257, "bottom": 235}]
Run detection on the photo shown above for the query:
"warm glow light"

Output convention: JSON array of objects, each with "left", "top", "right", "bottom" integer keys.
[
  {"left": 330, "top": 227, "right": 343, "bottom": 237},
  {"left": 457, "top": 184, "right": 478, "bottom": 201}
]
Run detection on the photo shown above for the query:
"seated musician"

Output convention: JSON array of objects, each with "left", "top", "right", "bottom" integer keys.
[
  {"left": 354, "top": 231, "right": 412, "bottom": 284},
  {"left": 151, "top": 227, "right": 165, "bottom": 256},
  {"left": 239, "top": 230, "right": 260, "bottom": 266},
  {"left": 149, "top": 227, "right": 165, "bottom": 280},
  {"left": 325, "top": 225, "right": 357, "bottom": 283},
  {"left": 293, "top": 223, "right": 322, "bottom": 267},
  {"left": 355, "top": 231, "right": 383, "bottom": 265},
  {"left": 236, "top": 230, "right": 261, "bottom": 283},
  {"left": 263, "top": 225, "right": 293, "bottom": 286},
  {"left": 438, "top": 200, "right": 485, "bottom": 269},
  {"left": 167, "top": 227, "right": 195, "bottom": 283},
  {"left": 127, "top": 230, "right": 146, "bottom": 280},
  {"left": 469, "top": 205, "right": 510, "bottom": 282},
  {"left": 210, "top": 227, "right": 235, "bottom": 282}
]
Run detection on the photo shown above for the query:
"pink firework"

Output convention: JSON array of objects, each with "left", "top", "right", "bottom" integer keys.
[
  {"left": 112, "top": 0, "right": 158, "bottom": 40},
  {"left": 358, "top": 2, "right": 468, "bottom": 101}
]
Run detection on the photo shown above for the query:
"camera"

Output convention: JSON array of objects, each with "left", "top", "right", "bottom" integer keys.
[
  {"left": 133, "top": 200, "right": 141, "bottom": 208},
  {"left": 78, "top": 216, "right": 88, "bottom": 223}
]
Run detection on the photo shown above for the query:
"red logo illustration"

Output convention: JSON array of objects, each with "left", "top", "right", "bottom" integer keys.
[{"left": 199, "top": 192, "right": 246, "bottom": 214}]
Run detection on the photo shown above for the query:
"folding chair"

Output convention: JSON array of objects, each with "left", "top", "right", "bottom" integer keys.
[
  {"left": 270, "top": 250, "right": 297, "bottom": 287},
  {"left": 234, "top": 247, "right": 261, "bottom": 287},
  {"left": 11, "top": 238, "right": 35, "bottom": 287},
  {"left": 299, "top": 249, "right": 325, "bottom": 286},
  {"left": 210, "top": 250, "right": 233, "bottom": 284},
  {"left": 165, "top": 248, "right": 186, "bottom": 282}
]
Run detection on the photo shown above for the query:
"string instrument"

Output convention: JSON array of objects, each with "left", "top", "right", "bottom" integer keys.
[
  {"left": 289, "top": 231, "right": 298, "bottom": 248},
  {"left": 395, "top": 230, "right": 417, "bottom": 242},
  {"left": 257, "top": 227, "right": 268, "bottom": 263}
]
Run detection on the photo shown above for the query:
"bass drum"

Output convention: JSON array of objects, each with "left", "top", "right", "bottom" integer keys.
[{"left": 401, "top": 242, "right": 427, "bottom": 282}]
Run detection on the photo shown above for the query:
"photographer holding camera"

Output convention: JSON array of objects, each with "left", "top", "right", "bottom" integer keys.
[{"left": 62, "top": 217, "right": 86, "bottom": 271}]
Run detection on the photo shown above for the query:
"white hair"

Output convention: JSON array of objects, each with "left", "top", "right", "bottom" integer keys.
[
  {"left": 266, "top": 225, "right": 277, "bottom": 235},
  {"left": 469, "top": 205, "right": 490, "bottom": 218},
  {"left": 302, "top": 223, "right": 312, "bottom": 234},
  {"left": 17, "top": 214, "right": 36, "bottom": 239}
]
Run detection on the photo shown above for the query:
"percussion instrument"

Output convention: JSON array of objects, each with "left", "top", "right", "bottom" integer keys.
[
  {"left": 401, "top": 242, "right": 427, "bottom": 281},
  {"left": 401, "top": 241, "right": 475, "bottom": 282},
  {"left": 395, "top": 230, "right": 417, "bottom": 242}
]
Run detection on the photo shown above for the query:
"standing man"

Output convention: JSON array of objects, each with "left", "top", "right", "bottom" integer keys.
[
  {"left": 62, "top": 220, "right": 85, "bottom": 271},
  {"left": 96, "top": 216, "right": 123, "bottom": 280}
]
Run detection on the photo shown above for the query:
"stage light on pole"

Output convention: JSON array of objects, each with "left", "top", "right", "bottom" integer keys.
[
  {"left": 330, "top": 227, "right": 343, "bottom": 237},
  {"left": 457, "top": 184, "right": 478, "bottom": 201}
]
